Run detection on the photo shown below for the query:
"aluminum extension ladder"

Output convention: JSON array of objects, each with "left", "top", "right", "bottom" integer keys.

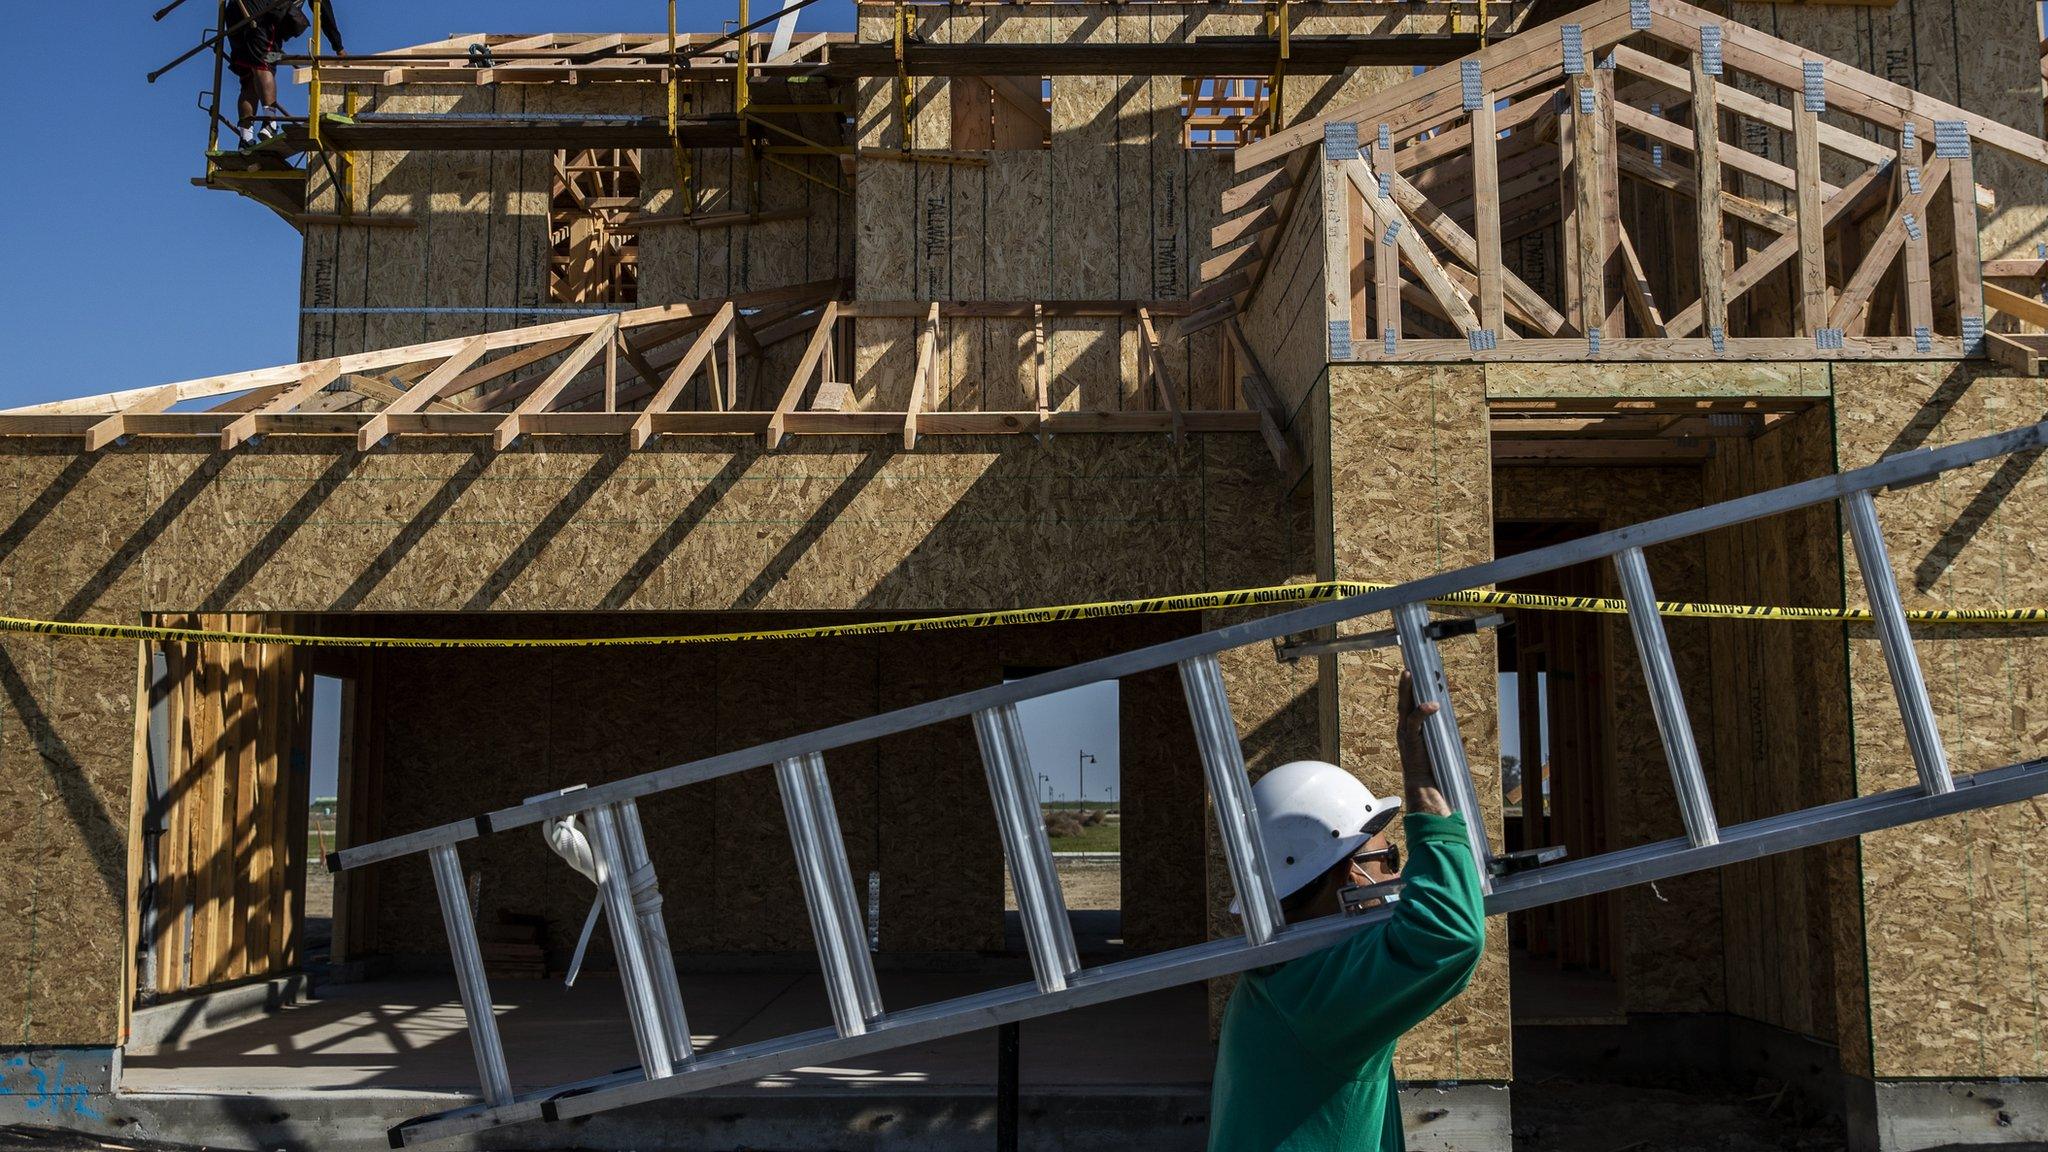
[{"left": 330, "top": 419, "right": 2048, "bottom": 1148}]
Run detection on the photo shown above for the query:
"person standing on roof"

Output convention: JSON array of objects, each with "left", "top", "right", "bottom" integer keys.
[
  {"left": 1208, "top": 670, "right": 1487, "bottom": 1152},
  {"left": 226, "top": 0, "right": 346, "bottom": 149}
]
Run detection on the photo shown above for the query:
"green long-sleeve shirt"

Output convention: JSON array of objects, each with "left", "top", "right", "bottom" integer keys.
[{"left": 1207, "top": 811, "right": 1488, "bottom": 1152}]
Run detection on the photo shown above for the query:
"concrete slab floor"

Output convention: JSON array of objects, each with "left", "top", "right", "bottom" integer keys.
[{"left": 124, "top": 972, "right": 1216, "bottom": 1094}]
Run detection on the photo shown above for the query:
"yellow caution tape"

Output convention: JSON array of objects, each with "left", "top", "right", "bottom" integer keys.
[{"left": 0, "top": 582, "right": 2042, "bottom": 650}]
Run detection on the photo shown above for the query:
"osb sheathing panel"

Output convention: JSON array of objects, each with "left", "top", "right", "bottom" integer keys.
[
  {"left": 1492, "top": 465, "right": 1730, "bottom": 1016},
  {"left": 1832, "top": 362, "right": 2048, "bottom": 1079},
  {"left": 1239, "top": 160, "right": 1329, "bottom": 418},
  {"left": 851, "top": 5, "right": 1299, "bottom": 413},
  {"left": 301, "top": 80, "right": 847, "bottom": 362},
  {"left": 1731, "top": 0, "right": 2048, "bottom": 263},
  {"left": 0, "top": 431, "right": 1292, "bottom": 1042},
  {"left": 1320, "top": 364, "right": 1509, "bottom": 1080},
  {"left": 1699, "top": 408, "right": 1860, "bottom": 1055}
]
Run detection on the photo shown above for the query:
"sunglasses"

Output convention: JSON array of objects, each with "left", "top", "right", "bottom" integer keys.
[{"left": 1352, "top": 843, "right": 1401, "bottom": 873}]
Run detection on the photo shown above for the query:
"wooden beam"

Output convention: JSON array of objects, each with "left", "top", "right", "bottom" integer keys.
[
  {"left": 357, "top": 336, "right": 489, "bottom": 450},
  {"left": 1341, "top": 158, "right": 1481, "bottom": 335},
  {"left": 629, "top": 304, "right": 736, "bottom": 449},
  {"left": 1688, "top": 53, "right": 1727, "bottom": 339},
  {"left": 1950, "top": 142, "right": 1985, "bottom": 339},
  {"left": 1827, "top": 159, "right": 1950, "bottom": 332},
  {"left": 1569, "top": 75, "right": 1608, "bottom": 338},
  {"left": 84, "top": 387, "right": 181, "bottom": 453},
  {"left": 1387, "top": 167, "right": 1568, "bottom": 336},
  {"left": 1223, "top": 318, "right": 1303, "bottom": 475},
  {"left": 1033, "top": 304, "right": 1049, "bottom": 419},
  {"left": 766, "top": 303, "right": 839, "bottom": 449},
  {"left": 1985, "top": 283, "right": 2048, "bottom": 330},
  {"left": 1234, "top": 0, "right": 1639, "bottom": 169},
  {"left": 491, "top": 319, "right": 617, "bottom": 450},
  {"left": 1667, "top": 160, "right": 1889, "bottom": 338},
  {"left": 1792, "top": 96, "right": 1829, "bottom": 333},
  {"left": 220, "top": 362, "right": 343, "bottom": 450},
  {"left": 904, "top": 302, "right": 940, "bottom": 449},
  {"left": 1612, "top": 100, "right": 1840, "bottom": 200},
  {"left": 1137, "top": 308, "right": 1185, "bottom": 443},
  {"left": 1471, "top": 92, "right": 1505, "bottom": 336},
  {"left": 1322, "top": 147, "right": 1354, "bottom": 348},
  {"left": 1614, "top": 146, "right": 1793, "bottom": 236},
  {"left": 1616, "top": 225, "right": 1669, "bottom": 337}
]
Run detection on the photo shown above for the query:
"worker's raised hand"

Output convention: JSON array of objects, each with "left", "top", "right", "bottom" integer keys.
[
  {"left": 1397, "top": 670, "right": 1438, "bottom": 728},
  {"left": 1396, "top": 670, "right": 1453, "bottom": 817}
]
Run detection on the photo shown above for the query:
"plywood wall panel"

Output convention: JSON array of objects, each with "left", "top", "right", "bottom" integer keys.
[
  {"left": 1321, "top": 363, "right": 1507, "bottom": 1081},
  {"left": 1834, "top": 362, "right": 2048, "bottom": 1079}
]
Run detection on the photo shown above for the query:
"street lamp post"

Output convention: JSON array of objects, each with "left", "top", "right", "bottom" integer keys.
[{"left": 1078, "top": 751, "right": 1097, "bottom": 809}]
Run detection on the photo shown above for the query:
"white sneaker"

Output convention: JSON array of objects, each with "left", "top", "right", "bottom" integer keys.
[{"left": 257, "top": 120, "right": 281, "bottom": 141}]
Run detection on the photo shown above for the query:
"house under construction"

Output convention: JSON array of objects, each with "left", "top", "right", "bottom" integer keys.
[{"left": 1, "top": 0, "right": 2047, "bottom": 1148}]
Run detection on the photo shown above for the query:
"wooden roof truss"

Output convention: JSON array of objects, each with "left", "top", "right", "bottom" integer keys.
[
  {"left": 5, "top": 284, "right": 1296, "bottom": 461},
  {"left": 1196, "top": 0, "right": 2048, "bottom": 362}
]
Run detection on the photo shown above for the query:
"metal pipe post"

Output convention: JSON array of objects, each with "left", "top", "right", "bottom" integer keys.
[
  {"left": 774, "top": 753, "right": 885, "bottom": 1034},
  {"left": 585, "top": 805, "right": 676, "bottom": 1080},
  {"left": 1390, "top": 604, "right": 1496, "bottom": 889},
  {"left": 1845, "top": 490, "right": 1954, "bottom": 794},
  {"left": 971, "top": 706, "right": 1080, "bottom": 992},
  {"left": 1177, "top": 654, "right": 1287, "bottom": 942},
  {"left": 427, "top": 844, "right": 514, "bottom": 1106},
  {"left": 614, "top": 800, "right": 695, "bottom": 1065},
  {"left": 1613, "top": 548, "right": 1721, "bottom": 847}
]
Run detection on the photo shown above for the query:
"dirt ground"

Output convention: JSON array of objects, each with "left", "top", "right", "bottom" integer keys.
[{"left": 1005, "top": 857, "right": 1122, "bottom": 912}]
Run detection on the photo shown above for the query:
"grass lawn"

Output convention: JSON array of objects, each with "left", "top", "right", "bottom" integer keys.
[{"left": 1046, "top": 818, "right": 1121, "bottom": 854}]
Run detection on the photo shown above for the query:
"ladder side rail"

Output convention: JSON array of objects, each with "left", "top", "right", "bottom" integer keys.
[
  {"left": 972, "top": 705, "right": 1081, "bottom": 991},
  {"left": 614, "top": 799, "right": 697, "bottom": 1064},
  {"left": 1613, "top": 547, "right": 1721, "bottom": 847},
  {"left": 427, "top": 844, "right": 515, "bottom": 1107},
  {"left": 584, "top": 804, "right": 678, "bottom": 1080},
  {"left": 524, "top": 757, "right": 2048, "bottom": 1140},
  {"left": 774, "top": 753, "right": 885, "bottom": 1033},
  {"left": 1389, "top": 604, "right": 1495, "bottom": 892},
  {"left": 332, "top": 420, "right": 2048, "bottom": 871},
  {"left": 1177, "top": 654, "right": 1285, "bottom": 944},
  {"left": 1843, "top": 490, "right": 1955, "bottom": 795},
  {"left": 399, "top": 752, "right": 2048, "bottom": 1148}
]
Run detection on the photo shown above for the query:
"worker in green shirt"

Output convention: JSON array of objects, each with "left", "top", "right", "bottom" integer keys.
[{"left": 1209, "top": 671, "right": 1488, "bottom": 1151}]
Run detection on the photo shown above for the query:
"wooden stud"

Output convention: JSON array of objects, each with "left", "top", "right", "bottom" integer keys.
[
  {"left": 1471, "top": 92, "right": 1505, "bottom": 336},
  {"left": 1827, "top": 158, "right": 1950, "bottom": 332},
  {"left": 357, "top": 336, "right": 488, "bottom": 450},
  {"left": 220, "top": 363, "right": 343, "bottom": 450},
  {"left": 491, "top": 318, "right": 618, "bottom": 451},
  {"left": 904, "top": 301, "right": 940, "bottom": 448},
  {"left": 630, "top": 304, "right": 736, "bottom": 449},
  {"left": 1667, "top": 162, "right": 1888, "bottom": 338},
  {"left": 1792, "top": 97, "right": 1828, "bottom": 334},
  {"left": 767, "top": 303, "right": 840, "bottom": 449},
  {"left": 1949, "top": 140, "right": 1984, "bottom": 339},
  {"left": 1321, "top": 146, "right": 1353, "bottom": 348},
  {"left": 1342, "top": 159, "right": 1480, "bottom": 335},
  {"left": 1137, "top": 308, "right": 1184, "bottom": 443},
  {"left": 1617, "top": 224, "right": 1669, "bottom": 337}
]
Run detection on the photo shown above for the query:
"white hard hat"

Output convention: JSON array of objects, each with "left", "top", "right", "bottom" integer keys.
[{"left": 1230, "top": 760, "right": 1400, "bottom": 915}]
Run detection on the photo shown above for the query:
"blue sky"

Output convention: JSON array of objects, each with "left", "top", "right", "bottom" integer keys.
[{"left": 0, "top": 0, "right": 856, "bottom": 411}]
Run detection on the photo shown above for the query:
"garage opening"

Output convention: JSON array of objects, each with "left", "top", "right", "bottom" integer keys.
[{"left": 123, "top": 612, "right": 1213, "bottom": 1101}]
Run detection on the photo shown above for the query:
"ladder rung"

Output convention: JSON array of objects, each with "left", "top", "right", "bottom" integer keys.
[
  {"left": 584, "top": 804, "right": 678, "bottom": 1079},
  {"left": 427, "top": 844, "right": 514, "bottom": 1107},
  {"left": 972, "top": 705, "right": 1080, "bottom": 993},
  {"left": 1612, "top": 548, "right": 1721, "bottom": 848},
  {"left": 774, "top": 753, "right": 885, "bottom": 1035},
  {"left": 1390, "top": 603, "right": 1496, "bottom": 892},
  {"left": 1844, "top": 490, "right": 1954, "bottom": 795},
  {"left": 1177, "top": 654, "right": 1285, "bottom": 944}
]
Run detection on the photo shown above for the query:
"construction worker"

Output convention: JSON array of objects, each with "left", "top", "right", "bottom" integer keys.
[
  {"left": 226, "top": 0, "right": 346, "bottom": 148},
  {"left": 1208, "top": 671, "right": 1487, "bottom": 1151}
]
